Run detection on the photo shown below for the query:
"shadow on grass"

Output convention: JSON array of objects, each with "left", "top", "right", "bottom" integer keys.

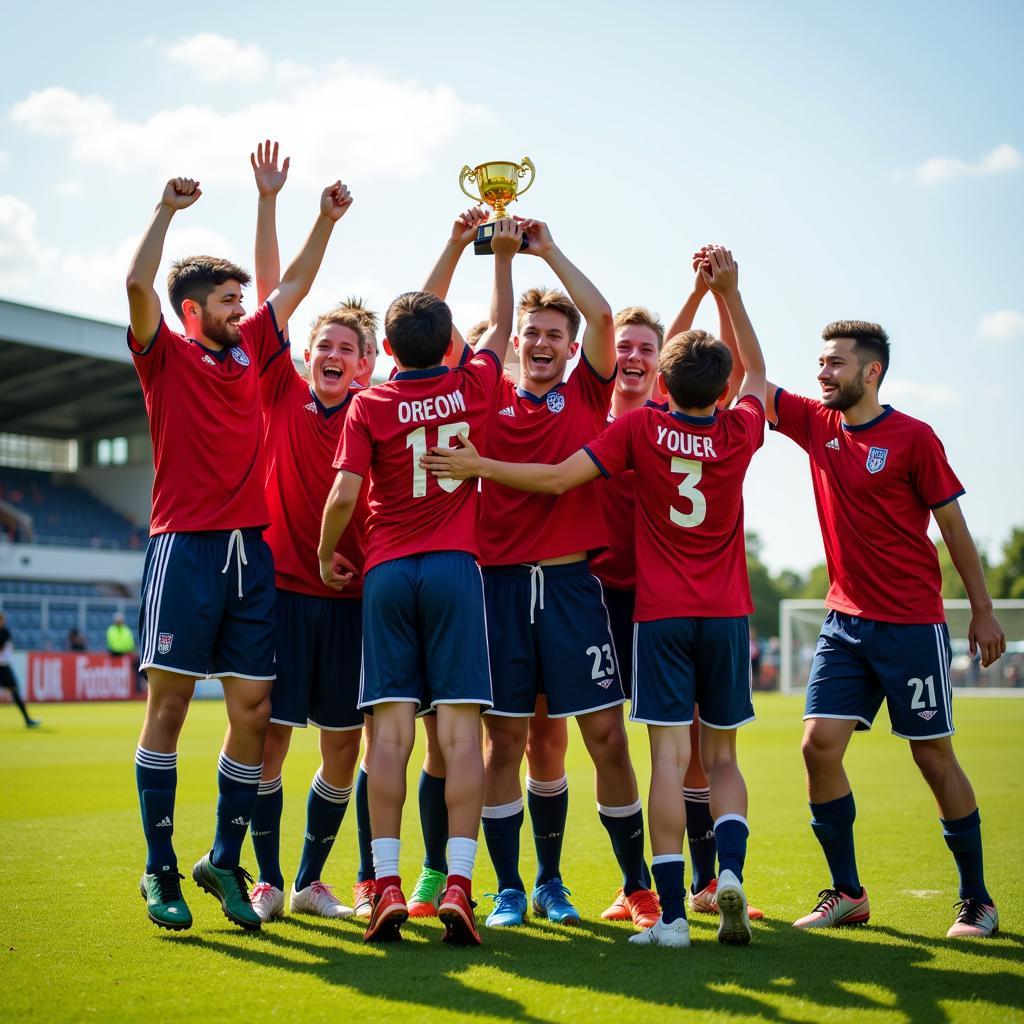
[{"left": 186, "top": 907, "right": 1024, "bottom": 1023}]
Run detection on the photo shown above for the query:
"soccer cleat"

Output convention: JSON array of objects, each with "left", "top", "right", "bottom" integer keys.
[
  {"left": 407, "top": 867, "right": 447, "bottom": 918},
  {"left": 363, "top": 885, "right": 408, "bottom": 942},
  {"left": 947, "top": 899, "right": 999, "bottom": 938},
  {"left": 140, "top": 870, "right": 192, "bottom": 931},
  {"left": 628, "top": 914, "right": 691, "bottom": 948},
  {"left": 291, "top": 881, "right": 353, "bottom": 919},
  {"left": 793, "top": 887, "right": 870, "bottom": 929},
  {"left": 26, "top": 718, "right": 42, "bottom": 728},
  {"left": 438, "top": 885, "right": 482, "bottom": 946},
  {"left": 601, "top": 888, "right": 630, "bottom": 921},
  {"left": 192, "top": 853, "right": 262, "bottom": 931},
  {"left": 531, "top": 878, "right": 581, "bottom": 925},
  {"left": 485, "top": 888, "right": 529, "bottom": 928},
  {"left": 688, "top": 879, "right": 764, "bottom": 920},
  {"left": 353, "top": 880, "right": 375, "bottom": 919},
  {"left": 624, "top": 888, "right": 662, "bottom": 930},
  {"left": 249, "top": 882, "right": 285, "bottom": 923},
  {"left": 716, "top": 869, "right": 751, "bottom": 945}
]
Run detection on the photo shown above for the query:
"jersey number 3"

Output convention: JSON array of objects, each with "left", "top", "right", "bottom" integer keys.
[
  {"left": 406, "top": 423, "right": 470, "bottom": 497},
  {"left": 670, "top": 457, "right": 707, "bottom": 528}
]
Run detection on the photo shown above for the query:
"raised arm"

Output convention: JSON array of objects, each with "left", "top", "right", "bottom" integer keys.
[
  {"left": 267, "top": 180, "right": 352, "bottom": 325},
  {"left": 518, "top": 218, "right": 615, "bottom": 378},
  {"left": 474, "top": 219, "right": 522, "bottom": 365},
  {"left": 126, "top": 178, "right": 201, "bottom": 342},
  {"left": 665, "top": 250, "right": 710, "bottom": 340},
  {"left": 251, "top": 139, "right": 290, "bottom": 305},
  {"left": 421, "top": 432, "right": 599, "bottom": 495},
  {"left": 318, "top": 471, "right": 363, "bottom": 590},
  {"left": 932, "top": 500, "right": 1006, "bottom": 667},
  {"left": 702, "top": 247, "right": 766, "bottom": 406}
]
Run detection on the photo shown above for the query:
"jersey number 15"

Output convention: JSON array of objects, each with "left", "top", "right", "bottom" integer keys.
[{"left": 406, "top": 423, "right": 470, "bottom": 498}]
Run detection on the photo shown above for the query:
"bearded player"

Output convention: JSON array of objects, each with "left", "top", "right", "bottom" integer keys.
[{"left": 767, "top": 322, "right": 1004, "bottom": 937}]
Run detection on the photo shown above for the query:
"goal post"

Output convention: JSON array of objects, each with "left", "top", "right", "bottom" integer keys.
[{"left": 779, "top": 599, "right": 1024, "bottom": 696}]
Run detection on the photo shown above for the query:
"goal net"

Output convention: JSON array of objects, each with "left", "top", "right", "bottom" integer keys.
[{"left": 778, "top": 599, "right": 1024, "bottom": 695}]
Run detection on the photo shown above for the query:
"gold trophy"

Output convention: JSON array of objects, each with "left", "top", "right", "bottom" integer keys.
[{"left": 458, "top": 158, "right": 536, "bottom": 255}]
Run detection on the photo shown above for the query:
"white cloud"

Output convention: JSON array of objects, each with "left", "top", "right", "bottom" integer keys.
[
  {"left": 10, "top": 59, "right": 487, "bottom": 189},
  {"left": 0, "top": 195, "right": 54, "bottom": 284},
  {"left": 55, "top": 179, "right": 83, "bottom": 197},
  {"left": 166, "top": 33, "right": 270, "bottom": 83},
  {"left": 977, "top": 309, "right": 1024, "bottom": 342},
  {"left": 913, "top": 143, "right": 1022, "bottom": 185},
  {"left": 884, "top": 377, "right": 960, "bottom": 407}
]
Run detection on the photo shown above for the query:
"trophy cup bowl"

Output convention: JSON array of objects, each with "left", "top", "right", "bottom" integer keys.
[{"left": 458, "top": 157, "right": 535, "bottom": 255}]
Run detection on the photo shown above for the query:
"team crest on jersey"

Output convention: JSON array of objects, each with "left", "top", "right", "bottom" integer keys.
[
  {"left": 866, "top": 446, "right": 888, "bottom": 474},
  {"left": 157, "top": 633, "right": 173, "bottom": 655},
  {"left": 201, "top": 354, "right": 216, "bottom": 366},
  {"left": 230, "top": 347, "right": 250, "bottom": 367},
  {"left": 546, "top": 392, "right": 565, "bottom": 414}
]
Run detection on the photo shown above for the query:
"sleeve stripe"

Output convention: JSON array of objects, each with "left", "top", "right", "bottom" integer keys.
[
  {"left": 583, "top": 445, "right": 611, "bottom": 478},
  {"left": 930, "top": 488, "right": 966, "bottom": 510},
  {"left": 127, "top": 316, "right": 163, "bottom": 357},
  {"left": 580, "top": 347, "right": 616, "bottom": 385}
]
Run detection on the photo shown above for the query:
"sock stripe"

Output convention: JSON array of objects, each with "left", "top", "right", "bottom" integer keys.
[
  {"left": 312, "top": 770, "right": 352, "bottom": 804},
  {"left": 597, "top": 798, "right": 643, "bottom": 818},
  {"left": 651, "top": 853, "right": 685, "bottom": 866},
  {"left": 482, "top": 798, "right": 524, "bottom": 820},
  {"left": 135, "top": 747, "right": 177, "bottom": 769},
  {"left": 218, "top": 753, "right": 263, "bottom": 784},
  {"left": 683, "top": 787, "right": 711, "bottom": 803},
  {"left": 526, "top": 775, "right": 568, "bottom": 797},
  {"left": 258, "top": 775, "right": 283, "bottom": 796},
  {"left": 714, "top": 813, "right": 748, "bottom": 829}
]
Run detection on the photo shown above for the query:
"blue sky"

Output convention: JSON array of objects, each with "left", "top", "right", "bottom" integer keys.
[{"left": 1, "top": 1, "right": 1021, "bottom": 574}]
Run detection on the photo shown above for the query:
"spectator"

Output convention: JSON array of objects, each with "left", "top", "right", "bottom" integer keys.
[
  {"left": 68, "top": 628, "right": 87, "bottom": 651},
  {"left": 0, "top": 612, "right": 41, "bottom": 728},
  {"left": 750, "top": 628, "right": 762, "bottom": 689},
  {"left": 107, "top": 612, "right": 136, "bottom": 658}
]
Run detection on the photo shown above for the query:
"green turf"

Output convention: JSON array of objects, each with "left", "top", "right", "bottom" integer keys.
[{"left": 1, "top": 695, "right": 1022, "bottom": 1023}]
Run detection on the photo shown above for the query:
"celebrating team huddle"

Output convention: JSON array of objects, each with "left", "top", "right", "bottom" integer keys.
[{"left": 126, "top": 141, "right": 1006, "bottom": 950}]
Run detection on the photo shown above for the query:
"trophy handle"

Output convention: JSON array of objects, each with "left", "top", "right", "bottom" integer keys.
[
  {"left": 459, "top": 165, "right": 483, "bottom": 204},
  {"left": 515, "top": 157, "right": 536, "bottom": 198}
]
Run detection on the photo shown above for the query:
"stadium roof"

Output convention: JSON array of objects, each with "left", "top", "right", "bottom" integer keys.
[{"left": 0, "top": 298, "right": 146, "bottom": 439}]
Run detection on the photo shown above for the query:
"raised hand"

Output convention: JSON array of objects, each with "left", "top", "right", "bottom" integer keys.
[
  {"left": 490, "top": 218, "right": 524, "bottom": 258},
  {"left": 515, "top": 217, "right": 554, "bottom": 257},
  {"left": 451, "top": 206, "right": 490, "bottom": 247},
  {"left": 321, "top": 181, "right": 353, "bottom": 222},
  {"left": 701, "top": 245, "right": 739, "bottom": 295},
  {"left": 161, "top": 177, "right": 202, "bottom": 211},
  {"left": 250, "top": 139, "right": 290, "bottom": 196}
]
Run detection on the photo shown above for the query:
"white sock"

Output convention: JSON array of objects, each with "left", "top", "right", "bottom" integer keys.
[
  {"left": 446, "top": 837, "right": 478, "bottom": 880},
  {"left": 371, "top": 837, "right": 401, "bottom": 880}
]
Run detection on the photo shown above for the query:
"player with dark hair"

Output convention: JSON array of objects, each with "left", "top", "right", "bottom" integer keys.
[
  {"left": 421, "top": 245, "right": 767, "bottom": 948},
  {"left": 243, "top": 142, "right": 369, "bottom": 923},
  {"left": 319, "top": 219, "right": 522, "bottom": 945},
  {"left": 767, "top": 320, "right": 1004, "bottom": 938},
  {"left": 0, "top": 612, "right": 40, "bottom": 728},
  {"left": 126, "top": 170, "right": 351, "bottom": 932}
]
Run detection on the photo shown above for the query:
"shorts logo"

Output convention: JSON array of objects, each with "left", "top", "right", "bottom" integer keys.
[
  {"left": 866, "top": 446, "right": 888, "bottom": 474},
  {"left": 918, "top": 709, "right": 938, "bottom": 721},
  {"left": 596, "top": 679, "right": 613, "bottom": 690},
  {"left": 546, "top": 392, "right": 565, "bottom": 414},
  {"left": 231, "top": 347, "right": 250, "bottom": 367},
  {"left": 158, "top": 633, "right": 173, "bottom": 655}
]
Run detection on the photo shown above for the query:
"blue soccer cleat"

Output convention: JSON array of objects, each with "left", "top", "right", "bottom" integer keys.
[
  {"left": 485, "top": 888, "right": 528, "bottom": 927},
  {"left": 531, "top": 878, "right": 581, "bottom": 925}
]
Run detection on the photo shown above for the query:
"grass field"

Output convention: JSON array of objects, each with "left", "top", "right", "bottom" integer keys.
[{"left": 1, "top": 694, "right": 1022, "bottom": 1024}]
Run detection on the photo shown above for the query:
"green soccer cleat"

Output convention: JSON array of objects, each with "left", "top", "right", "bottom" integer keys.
[
  {"left": 140, "top": 870, "right": 193, "bottom": 931},
  {"left": 192, "top": 853, "right": 262, "bottom": 931},
  {"left": 407, "top": 867, "right": 447, "bottom": 918}
]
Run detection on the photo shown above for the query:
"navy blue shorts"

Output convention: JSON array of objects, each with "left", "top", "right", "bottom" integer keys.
[
  {"left": 632, "top": 616, "right": 754, "bottom": 729},
  {"left": 359, "top": 551, "right": 492, "bottom": 711},
  {"left": 805, "top": 611, "right": 954, "bottom": 739},
  {"left": 139, "top": 530, "right": 275, "bottom": 680},
  {"left": 603, "top": 585, "right": 636, "bottom": 698},
  {"left": 270, "top": 589, "right": 363, "bottom": 731},
  {"left": 482, "top": 561, "right": 625, "bottom": 718}
]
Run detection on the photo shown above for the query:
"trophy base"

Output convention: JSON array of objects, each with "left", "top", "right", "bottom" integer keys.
[{"left": 474, "top": 222, "right": 529, "bottom": 256}]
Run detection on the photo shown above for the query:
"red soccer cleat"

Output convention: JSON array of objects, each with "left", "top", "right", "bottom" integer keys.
[
  {"left": 689, "top": 879, "right": 765, "bottom": 921},
  {"left": 363, "top": 885, "right": 408, "bottom": 942},
  {"left": 601, "top": 888, "right": 630, "bottom": 922},
  {"left": 438, "top": 885, "right": 482, "bottom": 946},
  {"left": 352, "top": 880, "right": 375, "bottom": 919}
]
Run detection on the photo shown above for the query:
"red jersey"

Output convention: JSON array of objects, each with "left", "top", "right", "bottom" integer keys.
[
  {"left": 478, "top": 353, "right": 614, "bottom": 565},
  {"left": 258, "top": 336, "right": 367, "bottom": 600},
  {"left": 334, "top": 350, "right": 502, "bottom": 573},
  {"left": 584, "top": 397, "right": 765, "bottom": 620},
  {"left": 772, "top": 391, "right": 963, "bottom": 624},
  {"left": 128, "top": 304, "right": 278, "bottom": 535},
  {"left": 592, "top": 400, "right": 666, "bottom": 591}
]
